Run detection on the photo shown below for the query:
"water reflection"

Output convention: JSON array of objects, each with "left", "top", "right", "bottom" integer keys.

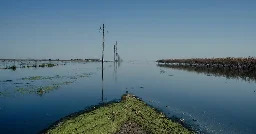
[
  {"left": 102, "top": 61, "right": 121, "bottom": 103},
  {"left": 102, "top": 61, "right": 104, "bottom": 103},
  {"left": 113, "top": 61, "right": 121, "bottom": 82},
  {"left": 157, "top": 64, "right": 256, "bottom": 83}
]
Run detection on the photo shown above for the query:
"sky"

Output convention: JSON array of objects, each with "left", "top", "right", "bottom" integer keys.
[{"left": 0, "top": 0, "right": 255, "bottom": 61}]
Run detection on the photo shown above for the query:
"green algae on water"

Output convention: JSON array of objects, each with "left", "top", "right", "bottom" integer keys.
[
  {"left": 16, "top": 88, "right": 34, "bottom": 94},
  {"left": 37, "top": 85, "right": 59, "bottom": 95},
  {"left": 16, "top": 81, "right": 74, "bottom": 96},
  {"left": 22, "top": 76, "right": 43, "bottom": 80},
  {"left": 0, "top": 92, "right": 4, "bottom": 96},
  {"left": 43, "top": 94, "right": 195, "bottom": 134},
  {"left": 0, "top": 91, "right": 11, "bottom": 97},
  {"left": 38, "top": 63, "right": 56, "bottom": 68},
  {"left": 16, "top": 85, "right": 58, "bottom": 95},
  {"left": 59, "top": 81, "right": 74, "bottom": 85},
  {"left": 47, "top": 63, "right": 55, "bottom": 67},
  {"left": 21, "top": 75, "right": 60, "bottom": 81}
]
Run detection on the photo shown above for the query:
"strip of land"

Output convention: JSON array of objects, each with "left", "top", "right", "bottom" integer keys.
[
  {"left": 157, "top": 57, "right": 256, "bottom": 70},
  {"left": 41, "top": 94, "right": 194, "bottom": 134},
  {"left": 157, "top": 57, "right": 256, "bottom": 82}
]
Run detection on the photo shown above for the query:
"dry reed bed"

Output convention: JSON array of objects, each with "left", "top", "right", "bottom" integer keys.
[{"left": 157, "top": 57, "right": 256, "bottom": 71}]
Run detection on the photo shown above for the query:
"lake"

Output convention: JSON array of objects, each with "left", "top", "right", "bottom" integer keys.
[{"left": 0, "top": 61, "right": 255, "bottom": 134}]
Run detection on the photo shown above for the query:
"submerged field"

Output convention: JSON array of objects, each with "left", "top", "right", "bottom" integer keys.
[{"left": 0, "top": 61, "right": 256, "bottom": 134}]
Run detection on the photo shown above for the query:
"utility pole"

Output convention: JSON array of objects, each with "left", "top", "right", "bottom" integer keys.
[
  {"left": 116, "top": 41, "right": 118, "bottom": 62},
  {"left": 99, "top": 24, "right": 105, "bottom": 66},
  {"left": 99, "top": 23, "right": 108, "bottom": 103},
  {"left": 114, "top": 41, "right": 117, "bottom": 62},
  {"left": 114, "top": 43, "right": 116, "bottom": 62},
  {"left": 99, "top": 24, "right": 107, "bottom": 79}
]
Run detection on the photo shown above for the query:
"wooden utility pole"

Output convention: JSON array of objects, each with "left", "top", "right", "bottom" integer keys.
[
  {"left": 99, "top": 23, "right": 108, "bottom": 103},
  {"left": 115, "top": 41, "right": 118, "bottom": 62},
  {"left": 114, "top": 41, "right": 117, "bottom": 62},
  {"left": 114, "top": 43, "right": 116, "bottom": 62},
  {"left": 99, "top": 24, "right": 107, "bottom": 79},
  {"left": 100, "top": 24, "right": 105, "bottom": 66}
]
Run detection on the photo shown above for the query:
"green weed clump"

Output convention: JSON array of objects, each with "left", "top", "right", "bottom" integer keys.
[
  {"left": 22, "top": 76, "right": 43, "bottom": 80},
  {"left": 7, "top": 65, "right": 16, "bottom": 70},
  {"left": 38, "top": 63, "right": 55, "bottom": 68},
  {"left": 47, "top": 63, "right": 55, "bottom": 67}
]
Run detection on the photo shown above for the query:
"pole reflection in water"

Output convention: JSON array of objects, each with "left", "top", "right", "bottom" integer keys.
[
  {"left": 101, "top": 61, "right": 104, "bottom": 103},
  {"left": 102, "top": 61, "right": 121, "bottom": 103},
  {"left": 113, "top": 61, "right": 121, "bottom": 83}
]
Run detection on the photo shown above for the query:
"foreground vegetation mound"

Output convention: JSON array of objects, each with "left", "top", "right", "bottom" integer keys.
[{"left": 43, "top": 94, "right": 194, "bottom": 134}]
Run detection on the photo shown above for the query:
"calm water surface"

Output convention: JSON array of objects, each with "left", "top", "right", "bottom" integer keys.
[{"left": 0, "top": 61, "right": 255, "bottom": 134}]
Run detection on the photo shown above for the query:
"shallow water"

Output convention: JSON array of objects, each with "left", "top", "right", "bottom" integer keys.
[{"left": 0, "top": 61, "right": 255, "bottom": 134}]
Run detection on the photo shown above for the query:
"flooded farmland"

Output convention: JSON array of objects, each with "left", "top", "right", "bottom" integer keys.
[{"left": 0, "top": 61, "right": 256, "bottom": 134}]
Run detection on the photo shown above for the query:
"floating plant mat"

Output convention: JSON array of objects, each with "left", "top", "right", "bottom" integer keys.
[
  {"left": 41, "top": 94, "right": 195, "bottom": 134},
  {"left": 21, "top": 75, "right": 64, "bottom": 80},
  {"left": 0, "top": 72, "right": 95, "bottom": 97},
  {"left": 0, "top": 91, "right": 9, "bottom": 97},
  {"left": 16, "top": 81, "right": 74, "bottom": 96},
  {"left": 20, "top": 73, "right": 93, "bottom": 81}
]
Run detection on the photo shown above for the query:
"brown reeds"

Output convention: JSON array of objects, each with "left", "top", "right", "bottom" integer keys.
[
  {"left": 157, "top": 57, "right": 256, "bottom": 71},
  {"left": 157, "top": 57, "right": 256, "bottom": 83}
]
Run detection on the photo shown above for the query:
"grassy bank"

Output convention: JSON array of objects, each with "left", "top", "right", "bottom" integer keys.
[{"left": 42, "top": 94, "right": 194, "bottom": 134}]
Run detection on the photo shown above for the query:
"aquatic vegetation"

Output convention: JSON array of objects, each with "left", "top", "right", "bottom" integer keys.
[
  {"left": 17, "top": 85, "right": 60, "bottom": 95},
  {"left": 21, "top": 73, "right": 92, "bottom": 81},
  {"left": 22, "top": 76, "right": 43, "bottom": 80},
  {"left": 52, "top": 81, "right": 74, "bottom": 86},
  {"left": 14, "top": 83, "right": 23, "bottom": 85},
  {"left": 0, "top": 91, "right": 11, "bottom": 97},
  {"left": 68, "top": 76, "right": 78, "bottom": 79},
  {"left": 61, "top": 81, "right": 74, "bottom": 85},
  {"left": 16, "top": 88, "right": 35, "bottom": 94},
  {"left": 157, "top": 57, "right": 256, "bottom": 71},
  {"left": 2, "top": 80, "right": 12, "bottom": 82},
  {"left": 78, "top": 73, "right": 93, "bottom": 78},
  {"left": 39, "top": 64, "right": 46, "bottom": 67},
  {"left": 16, "top": 80, "right": 75, "bottom": 96},
  {"left": 160, "top": 69, "right": 166, "bottom": 74},
  {"left": 42, "top": 94, "right": 194, "bottom": 134},
  {"left": 7, "top": 72, "right": 95, "bottom": 97},
  {"left": 6, "top": 65, "right": 16, "bottom": 71},
  {"left": 37, "top": 85, "right": 59, "bottom": 95},
  {"left": 47, "top": 63, "right": 55, "bottom": 67},
  {"left": 38, "top": 63, "right": 55, "bottom": 68},
  {"left": 21, "top": 75, "right": 64, "bottom": 81}
]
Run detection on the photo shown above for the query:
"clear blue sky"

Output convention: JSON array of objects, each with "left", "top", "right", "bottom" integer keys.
[{"left": 0, "top": 0, "right": 255, "bottom": 61}]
